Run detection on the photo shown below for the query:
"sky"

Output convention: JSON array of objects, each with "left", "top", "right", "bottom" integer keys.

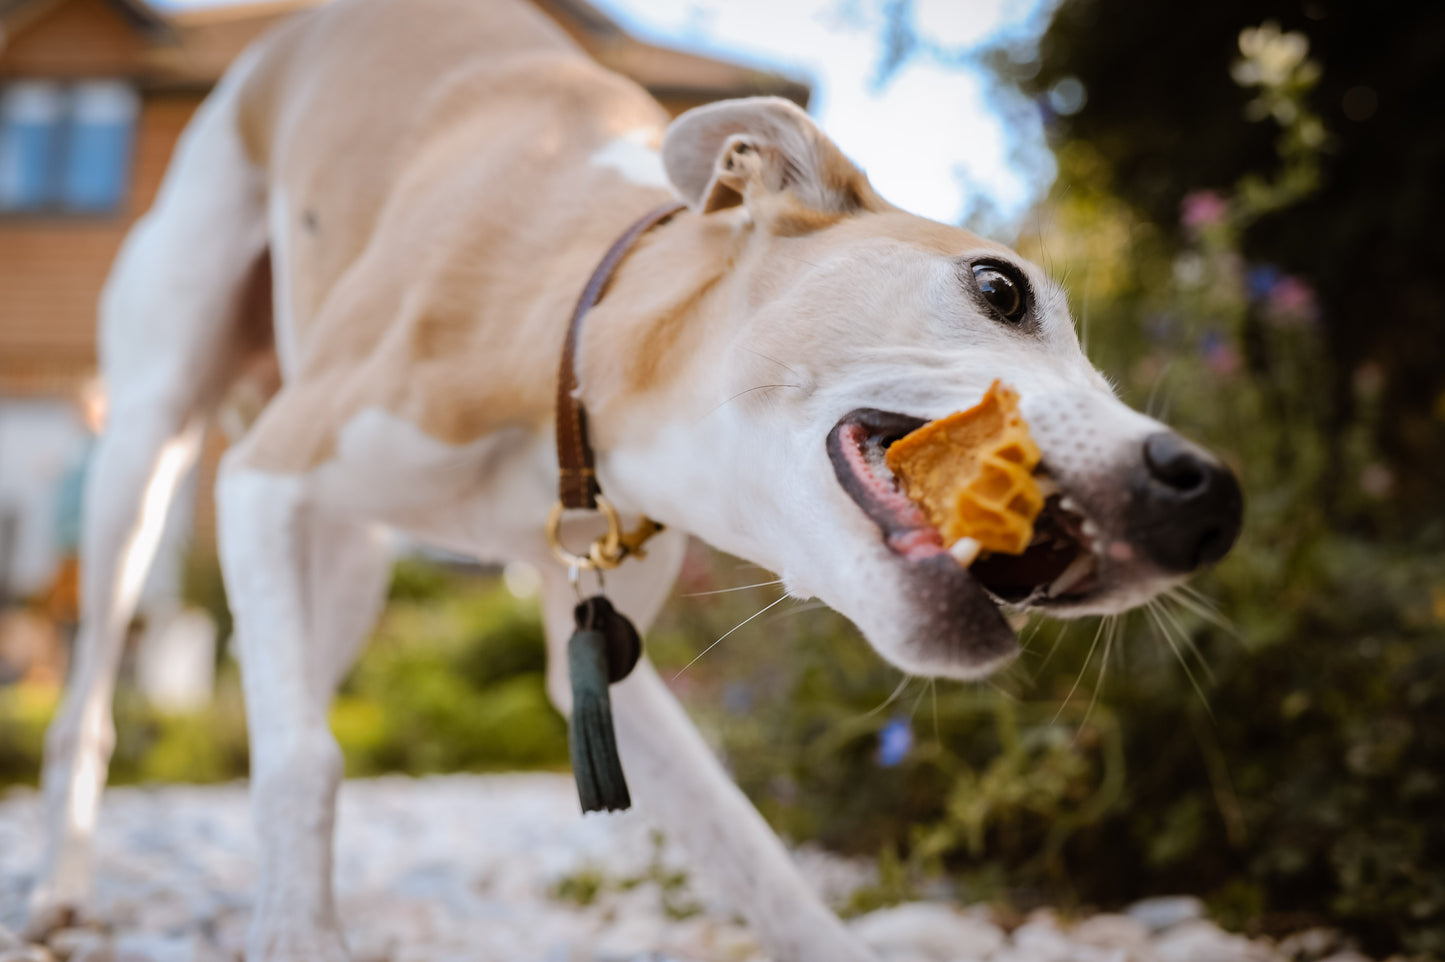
[
  {"left": 153, "top": 0, "right": 1060, "bottom": 229},
  {"left": 585, "top": 0, "right": 1059, "bottom": 227}
]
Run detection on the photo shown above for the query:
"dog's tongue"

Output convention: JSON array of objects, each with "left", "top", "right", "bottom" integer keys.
[{"left": 884, "top": 380, "right": 1045, "bottom": 563}]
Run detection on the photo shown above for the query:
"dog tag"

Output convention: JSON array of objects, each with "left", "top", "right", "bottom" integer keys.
[{"left": 567, "top": 596, "right": 643, "bottom": 812}]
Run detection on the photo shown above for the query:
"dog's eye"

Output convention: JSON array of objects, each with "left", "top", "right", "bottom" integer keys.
[{"left": 971, "top": 263, "right": 1029, "bottom": 324}]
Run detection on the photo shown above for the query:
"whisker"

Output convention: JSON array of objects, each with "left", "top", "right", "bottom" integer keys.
[
  {"left": 1112, "top": 613, "right": 1128, "bottom": 671},
  {"left": 682, "top": 579, "right": 784, "bottom": 597},
  {"left": 1145, "top": 361, "right": 1173, "bottom": 420},
  {"left": 1017, "top": 611, "right": 1046, "bottom": 654},
  {"left": 907, "top": 677, "right": 931, "bottom": 721},
  {"left": 1033, "top": 622, "right": 1072, "bottom": 679},
  {"left": 1175, "top": 583, "right": 1222, "bottom": 608},
  {"left": 1053, "top": 617, "right": 1106, "bottom": 724},
  {"left": 1165, "top": 585, "right": 1241, "bottom": 640},
  {"left": 985, "top": 678, "right": 1022, "bottom": 703},
  {"left": 740, "top": 346, "right": 804, "bottom": 380},
  {"left": 1146, "top": 601, "right": 1214, "bottom": 718},
  {"left": 858, "top": 674, "right": 914, "bottom": 720},
  {"left": 692, "top": 383, "right": 803, "bottom": 427},
  {"left": 1181, "top": 586, "right": 1232, "bottom": 619},
  {"left": 765, "top": 599, "right": 827, "bottom": 622},
  {"left": 930, "top": 678, "right": 941, "bottom": 745},
  {"left": 1078, "top": 615, "right": 1118, "bottom": 736},
  {"left": 672, "top": 593, "right": 790, "bottom": 680},
  {"left": 1156, "top": 597, "right": 1216, "bottom": 683}
]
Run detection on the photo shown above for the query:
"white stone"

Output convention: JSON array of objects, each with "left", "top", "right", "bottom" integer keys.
[
  {"left": 851, "top": 902, "right": 1005, "bottom": 961},
  {"left": 594, "top": 914, "right": 668, "bottom": 958},
  {"left": 1071, "top": 914, "right": 1153, "bottom": 957},
  {"left": 1153, "top": 920, "right": 1280, "bottom": 962},
  {"left": 42, "top": 929, "right": 106, "bottom": 962},
  {"left": 0, "top": 948, "right": 55, "bottom": 962},
  {"left": 991, "top": 918, "right": 1085, "bottom": 962},
  {"left": 0, "top": 778, "right": 1381, "bottom": 962},
  {"left": 1277, "top": 929, "right": 1346, "bottom": 960},
  {"left": 65, "top": 944, "right": 114, "bottom": 962},
  {"left": 110, "top": 934, "right": 194, "bottom": 962},
  {"left": 1126, "top": 897, "right": 1206, "bottom": 933}
]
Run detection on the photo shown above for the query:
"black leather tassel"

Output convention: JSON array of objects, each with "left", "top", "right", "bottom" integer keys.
[{"left": 567, "top": 597, "right": 642, "bottom": 813}]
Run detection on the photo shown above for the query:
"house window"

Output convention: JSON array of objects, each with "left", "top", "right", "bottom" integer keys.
[{"left": 0, "top": 80, "right": 140, "bottom": 215}]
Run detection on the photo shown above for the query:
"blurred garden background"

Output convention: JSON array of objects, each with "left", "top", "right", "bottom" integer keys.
[{"left": 2, "top": 0, "right": 1443, "bottom": 959}]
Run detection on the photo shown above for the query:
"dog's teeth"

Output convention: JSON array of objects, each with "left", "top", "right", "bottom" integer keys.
[
  {"left": 949, "top": 537, "right": 982, "bottom": 567},
  {"left": 1081, "top": 519, "right": 1100, "bottom": 541},
  {"left": 1059, "top": 496, "right": 1082, "bottom": 515},
  {"left": 1047, "top": 553, "right": 1096, "bottom": 597}
]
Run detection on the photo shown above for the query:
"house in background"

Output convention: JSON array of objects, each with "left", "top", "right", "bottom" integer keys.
[{"left": 0, "top": 0, "right": 807, "bottom": 679}]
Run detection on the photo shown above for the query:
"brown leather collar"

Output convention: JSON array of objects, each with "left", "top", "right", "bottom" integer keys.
[{"left": 555, "top": 199, "right": 686, "bottom": 514}]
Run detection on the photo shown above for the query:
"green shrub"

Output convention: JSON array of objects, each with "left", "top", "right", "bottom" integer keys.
[
  {"left": 0, "top": 682, "right": 57, "bottom": 785},
  {"left": 0, "top": 562, "right": 567, "bottom": 789},
  {"left": 334, "top": 564, "right": 565, "bottom": 775}
]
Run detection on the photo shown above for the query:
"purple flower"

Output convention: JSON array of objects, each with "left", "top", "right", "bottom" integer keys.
[
  {"left": 1181, "top": 191, "right": 1229, "bottom": 232},
  {"left": 1201, "top": 331, "right": 1241, "bottom": 376},
  {"left": 1266, "top": 274, "right": 1319, "bottom": 326},
  {"left": 723, "top": 682, "right": 754, "bottom": 714},
  {"left": 1247, "top": 265, "right": 1282, "bottom": 301},
  {"left": 877, "top": 717, "right": 913, "bottom": 768}
]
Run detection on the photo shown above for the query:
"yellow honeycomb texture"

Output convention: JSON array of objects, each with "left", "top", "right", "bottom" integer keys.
[{"left": 884, "top": 380, "right": 1044, "bottom": 555}]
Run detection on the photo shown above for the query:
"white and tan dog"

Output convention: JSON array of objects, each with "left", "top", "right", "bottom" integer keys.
[{"left": 28, "top": 0, "right": 1242, "bottom": 958}]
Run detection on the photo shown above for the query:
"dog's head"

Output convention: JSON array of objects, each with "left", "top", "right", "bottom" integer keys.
[{"left": 588, "top": 97, "right": 1242, "bottom": 680}]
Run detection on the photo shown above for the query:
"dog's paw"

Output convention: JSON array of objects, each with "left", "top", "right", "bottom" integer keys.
[{"left": 20, "top": 892, "right": 85, "bottom": 944}]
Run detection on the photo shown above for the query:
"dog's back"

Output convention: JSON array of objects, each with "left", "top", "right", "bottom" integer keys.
[
  {"left": 235, "top": 0, "right": 613, "bottom": 330},
  {"left": 222, "top": 0, "right": 676, "bottom": 465}
]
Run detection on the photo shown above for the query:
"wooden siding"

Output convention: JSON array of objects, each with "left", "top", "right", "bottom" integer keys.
[
  {"left": 0, "top": 92, "right": 200, "bottom": 394},
  {"left": 0, "top": 0, "right": 155, "bottom": 79}
]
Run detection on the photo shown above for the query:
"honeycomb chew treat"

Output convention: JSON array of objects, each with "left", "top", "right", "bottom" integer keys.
[{"left": 884, "top": 380, "right": 1044, "bottom": 560}]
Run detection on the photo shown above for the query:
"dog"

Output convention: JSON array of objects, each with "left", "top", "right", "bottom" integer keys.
[{"left": 27, "top": 0, "right": 1243, "bottom": 958}]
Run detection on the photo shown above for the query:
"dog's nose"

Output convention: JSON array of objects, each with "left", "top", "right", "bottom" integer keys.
[{"left": 1127, "top": 432, "right": 1243, "bottom": 573}]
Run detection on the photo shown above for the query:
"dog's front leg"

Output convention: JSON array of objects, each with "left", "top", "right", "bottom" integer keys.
[
  {"left": 540, "top": 535, "right": 879, "bottom": 962},
  {"left": 612, "top": 664, "right": 880, "bottom": 962},
  {"left": 217, "top": 456, "right": 388, "bottom": 962}
]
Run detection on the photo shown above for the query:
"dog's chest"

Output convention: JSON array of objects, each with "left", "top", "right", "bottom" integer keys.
[{"left": 305, "top": 407, "right": 558, "bottom": 560}]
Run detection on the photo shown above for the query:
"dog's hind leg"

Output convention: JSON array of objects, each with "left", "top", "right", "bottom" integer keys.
[
  {"left": 539, "top": 534, "right": 879, "bottom": 962},
  {"left": 28, "top": 409, "right": 208, "bottom": 936},
  {"left": 27, "top": 60, "right": 270, "bottom": 937},
  {"left": 216, "top": 442, "right": 390, "bottom": 962}
]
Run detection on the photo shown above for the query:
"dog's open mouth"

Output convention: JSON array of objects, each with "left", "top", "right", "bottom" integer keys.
[{"left": 827, "top": 409, "right": 1101, "bottom": 607}]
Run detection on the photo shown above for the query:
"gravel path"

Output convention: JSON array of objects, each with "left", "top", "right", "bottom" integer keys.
[{"left": 0, "top": 775, "right": 1376, "bottom": 962}]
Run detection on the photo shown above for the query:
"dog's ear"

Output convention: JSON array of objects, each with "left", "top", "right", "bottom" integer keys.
[{"left": 662, "top": 97, "right": 884, "bottom": 225}]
